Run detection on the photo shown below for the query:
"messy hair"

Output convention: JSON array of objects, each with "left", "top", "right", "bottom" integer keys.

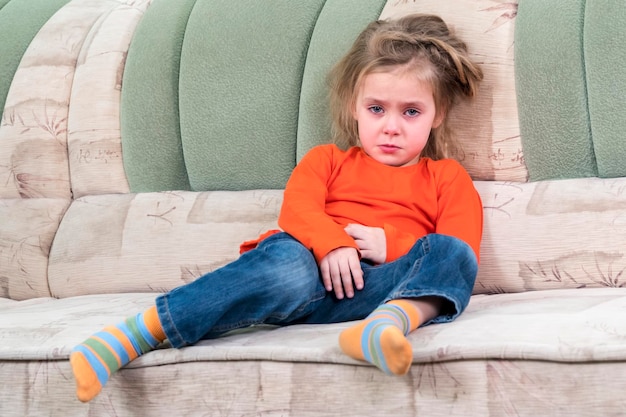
[{"left": 328, "top": 14, "right": 483, "bottom": 160}]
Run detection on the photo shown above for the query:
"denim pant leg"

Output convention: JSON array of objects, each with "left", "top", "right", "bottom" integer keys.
[
  {"left": 156, "top": 233, "right": 326, "bottom": 348},
  {"left": 299, "top": 234, "right": 478, "bottom": 326}
]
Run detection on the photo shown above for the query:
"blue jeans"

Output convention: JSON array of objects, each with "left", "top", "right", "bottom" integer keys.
[{"left": 156, "top": 232, "right": 478, "bottom": 348}]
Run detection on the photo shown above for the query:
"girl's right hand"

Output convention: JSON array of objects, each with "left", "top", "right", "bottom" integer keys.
[{"left": 319, "top": 247, "right": 363, "bottom": 300}]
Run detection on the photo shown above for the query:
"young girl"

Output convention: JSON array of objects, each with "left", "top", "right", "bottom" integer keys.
[{"left": 71, "top": 13, "right": 483, "bottom": 402}]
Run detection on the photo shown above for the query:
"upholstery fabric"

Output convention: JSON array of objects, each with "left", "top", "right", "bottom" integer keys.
[
  {"left": 0, "top": 198, "right": 69, "bottom": 300},
  {"left": 0, "top": 0, "right": 12, "bottom": 11},
  {"left": 120, "top": 0, "right": 196, "bottom": 192},
  {"left": 67, "top": 0, "right": 152, "bottom": 198},
  {"left": 475, "top": 177, "right": 626, "bottom": 294},
  {"left": 0, "top": 0, "right": 71, "bottom": 114},
  {"left": 3, "top": 288, "right": 626, "bottom": 416},
  {"left": 0, "top": 0, "right": 109, "bottom": 200},
  {"left": 515, "top": 0, "right": 596, "bottom": 181},
  {"left": 179, "top": 0, "right": 325, "bottom": 191},
  {"left": 517, "top": 1, "right": 626, "bottom": 180},
  {"left": 48, "top": 190, "right": 282, "bottom": 297},
  {"left": 584, "top": 2, "right": 626, "bottom": 178},
  {"left": 4, "top": 358, "right": 626, "bottom": 416}
]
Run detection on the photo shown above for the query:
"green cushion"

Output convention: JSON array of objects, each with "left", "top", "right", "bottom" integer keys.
[
  {"left": 178, "top": 0, "right": 326, "bottom": 191},
  {"left": 296, "top": 0, "right": 386, "bottom": 161},
  {"left": 122, "top": 0, "right": 388, "bottom": 192},
  {"left": 584, "top": 3, "right": 626, "bottom": 178},
  {"left": 121, "top": 0, "right": 196, "bottom": 192},
  {"left": 0, "top": 0, "right": 71, "bottom": 114},
  {"left": 0, "top": 0, "right": 12, "bottom": 11},
  {"left": 515, "top": 0, "right": 596, "bottom": 181}
]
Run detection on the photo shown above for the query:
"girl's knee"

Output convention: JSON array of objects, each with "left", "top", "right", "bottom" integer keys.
[
  {"left": 424, "top": 234, "right": 478, "bottom": 270},
  {"left": 253, "top": 233, "right": 320, "bottom": 291}
]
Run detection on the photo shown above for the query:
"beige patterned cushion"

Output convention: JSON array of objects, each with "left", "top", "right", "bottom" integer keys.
[
  {"left": 4, "top": 288, "right": 626, "bottom": 363},
  {"left": 48, "top": 177, "right": 626, "bottom": 298},
  {"left": 476, "top": 177, "right": 626, "bottom": 293},
  {"left": 0, "top": 0, "right": 122, "bottom": 199},
  {"left": 0, "top": 199, "right": 69, "bottom": 300},
  {"left": 48, "top": 190, "right": 282, "bottom": 297},
  {"left": 381, "top": 0, "right": 525, "bottom": 182},
  {"left": 2, "top": 288, "right": 626, "bottom": 415},
  {"left": 68, "top": 0, "right": 153, "bottom": 198}
]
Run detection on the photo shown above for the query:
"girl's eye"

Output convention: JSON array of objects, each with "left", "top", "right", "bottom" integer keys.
[
  {"left": 369, "top": 105, "right": 383, "bottom": 114},
  {"left": 405, "top": 108, "right": 420, "bottom": 117}
]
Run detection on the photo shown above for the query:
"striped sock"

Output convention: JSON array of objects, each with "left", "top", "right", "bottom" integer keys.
[
  {"left": 338, "top": 300, "right": 420, "bottom": 375},
  {"left": 70, "top": 305, "right": 166, "bottom": 402}
]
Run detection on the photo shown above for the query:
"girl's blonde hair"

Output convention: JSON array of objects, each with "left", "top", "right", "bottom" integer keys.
[{"left": 328, "top": 14, "right": 483, "bottom": 160}]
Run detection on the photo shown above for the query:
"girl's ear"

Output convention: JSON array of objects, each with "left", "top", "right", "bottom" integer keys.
[{"left": 432, "top": 110, "right": 446, "bottom": 129}]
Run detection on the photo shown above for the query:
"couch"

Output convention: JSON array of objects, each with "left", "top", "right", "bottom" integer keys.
[{"left": 3, "top": 0, "right": 626, "bottom": 416}]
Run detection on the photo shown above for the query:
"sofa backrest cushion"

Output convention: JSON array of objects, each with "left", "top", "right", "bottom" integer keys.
[
  {"left": 0, "top": 0, "right": 71, "bottom": 115},
  {"left": 120, "top": 0, "right": 195, "bottom": 192},
  {"left": 179, "top": 0, "right": 324, "bottom": 191},
  {"left": 0, "top": 0, "right": 149, "bottom": 300},
  {"left": 121, "top": 0, "right": 387, "bottom": 192},
  {"left": 583, "top": 2, "right": 626, "bottom": 178},
  {"left": 515, "top": 0, "right": 595, "bottom": 181},
  {"left": 516, "top": 0, "right": 626, "bottom": 180}
]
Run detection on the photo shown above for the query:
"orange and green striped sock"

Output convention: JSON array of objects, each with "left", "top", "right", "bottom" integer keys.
[
  {"left": 338, "top": 300, "right": 420, "bottom": 375},
  {"left": 70, "top": 305, "right": 166, "bottom": 402}
]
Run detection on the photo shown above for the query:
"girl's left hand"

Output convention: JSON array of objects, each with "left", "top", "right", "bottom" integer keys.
[{"left": 344, "top": 223, "right": 387, "bottom": 264}]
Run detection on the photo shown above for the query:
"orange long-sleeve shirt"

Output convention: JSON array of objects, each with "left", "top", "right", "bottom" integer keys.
[{"left": 242, "top": 144, "right": 483, "bottom": 263}]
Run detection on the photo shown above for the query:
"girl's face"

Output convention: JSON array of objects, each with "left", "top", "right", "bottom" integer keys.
[{"left": 353, "top": 66, "right": 442, "bottom": 167}]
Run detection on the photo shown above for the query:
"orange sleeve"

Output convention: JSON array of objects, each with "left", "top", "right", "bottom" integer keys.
[
  {"left": 382, "top": 223, "right": 419, "bottom": 263},
  {"left": 239, "top": 229, "right": 281, "bottom": 254},
  {"left": 434, "top": 160, "right": 483, "bottom": 263},
  {"left": 278, "top": 145, "right": 358, "bottom": 262}
]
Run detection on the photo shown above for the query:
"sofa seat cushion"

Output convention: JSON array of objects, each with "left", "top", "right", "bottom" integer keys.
[
  {"left": 3, "top": 288, "right": 626, "bottom": 416},
  {"left": 3, "top": 288, "right": 626, "bottom": 364}
]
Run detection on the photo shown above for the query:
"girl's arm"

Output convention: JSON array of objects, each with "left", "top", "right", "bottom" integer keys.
[
  {"left": 278, "top": 145, "right": 358, "bottom": 262},
  {"left": 278, "top": 145, "right": 363, "bottom": 299},
  {"left": 433, "top": 160, "right": 483, "bottom": 262}
]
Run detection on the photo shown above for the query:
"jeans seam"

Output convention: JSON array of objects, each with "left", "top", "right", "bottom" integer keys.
[
  {"left": 210, "top": 319, "right": 266, "bottom": 334},
  {"left": 209, "top": 289, "right": 327, "bottom": 333},
  {"left": 270, "top": 289, "right": 327, "bottom": 321},
  {"left": 161, "top": 296, "right": 186, "bottom": 347},
  {"left": 385, "top": 237, "right": 428, "bottom": 302}
]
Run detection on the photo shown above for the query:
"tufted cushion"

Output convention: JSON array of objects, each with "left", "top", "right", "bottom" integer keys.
[
  {"left": 120, "top": 0, "right": 196, "bottom": 192},
  {"left": 121, "top": 0, "right": 386, "bottom": 192}
]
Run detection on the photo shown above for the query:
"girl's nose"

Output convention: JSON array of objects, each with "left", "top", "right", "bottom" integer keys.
[{"left": 383, "top": 116, "right": 400, "bottom": 136}]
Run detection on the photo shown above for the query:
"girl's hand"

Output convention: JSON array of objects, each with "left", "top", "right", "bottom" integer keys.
[
  {"left": 344, "top": 224, "right": 387, "bottom": 264},
  {"left": 319, "top": 247, "right": 363, "bottom": 299}
]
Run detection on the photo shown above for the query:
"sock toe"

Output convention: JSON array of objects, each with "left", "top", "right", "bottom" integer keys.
[
  {"left": 70, "top": 351, "right": 104, "bottom": 402},
  {"left": 339, "top": 320, "right": 414, "bottom": 375},
  {"left": 379, "top": 326, "right": 413, "bottom": 375}
]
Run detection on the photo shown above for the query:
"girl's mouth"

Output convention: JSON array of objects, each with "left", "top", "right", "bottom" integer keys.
[{"left": 379, "top": 144, "right": 400, "bottom": 153}]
